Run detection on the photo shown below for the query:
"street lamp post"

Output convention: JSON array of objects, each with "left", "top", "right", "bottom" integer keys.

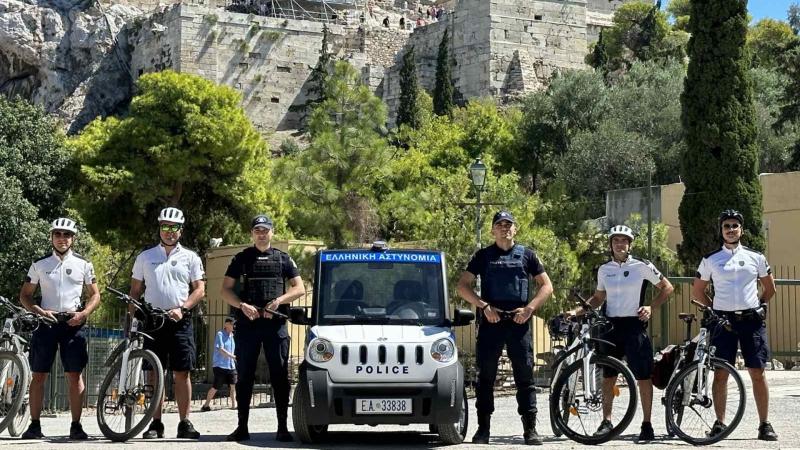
[
  {"left": 469, "top": 158, "right": 487, "bottom": 297},
  {"left": 469, "top": 158, "right": 487, "bottom": 250}
]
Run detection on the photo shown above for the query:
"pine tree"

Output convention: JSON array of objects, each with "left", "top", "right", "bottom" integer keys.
[
  {"left": 678, "top": 0, "right": 763, "bottom": 268},
  {"left": 397, "top": 46, "right": 421, "bottom": 128},
  {"left": 433, "top": 29, "right": 454, "bottom": 116},
  {"left": 289, "top": 24, "right": 333, "bottom": 128}
]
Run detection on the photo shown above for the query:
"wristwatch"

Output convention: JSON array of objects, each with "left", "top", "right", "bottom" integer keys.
[{"left": 181, "top": 306, "right": 190, "bottom": 316}]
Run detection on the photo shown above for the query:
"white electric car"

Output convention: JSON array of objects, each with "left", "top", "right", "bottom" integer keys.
[{"left": 290, "top": 243, "right": 474, "bottom": 444}]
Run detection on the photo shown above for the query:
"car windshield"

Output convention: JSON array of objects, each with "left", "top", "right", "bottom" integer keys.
[{"left": 316, "top": 251, "right": 446, "bottom": 326}]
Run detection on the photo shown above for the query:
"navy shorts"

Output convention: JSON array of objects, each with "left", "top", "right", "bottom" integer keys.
[
  {"left": 212, "top": 367, "right": 237, "bottom": 389},
  {"left": 29, "top": 322, "right": 88, "bottom": 373},
  {"left": 599, "top": 317, "right": 654, "bottom": 380},
  {"left": 143, "top": 317, "right": 195, "bottom": 372},
  {"left": 711, "top": 312, "right": 769, "bottom": 369}
]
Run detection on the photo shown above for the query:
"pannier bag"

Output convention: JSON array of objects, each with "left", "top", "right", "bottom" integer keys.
[{"left": 652, "top": 344, "right": 679, "bottom": 389}]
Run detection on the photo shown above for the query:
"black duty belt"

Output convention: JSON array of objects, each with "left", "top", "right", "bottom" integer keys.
[{"left": 715, "top": 309, "right": 762, "bottom": 321}]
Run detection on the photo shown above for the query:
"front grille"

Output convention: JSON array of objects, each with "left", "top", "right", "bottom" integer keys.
[{"left": 341, "top": 345, "right": 349, "bottom": 365}]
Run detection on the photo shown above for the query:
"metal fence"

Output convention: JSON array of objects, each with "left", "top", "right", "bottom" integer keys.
[{"left": 40, "top": 271, "right": 800, "bottom": 411}]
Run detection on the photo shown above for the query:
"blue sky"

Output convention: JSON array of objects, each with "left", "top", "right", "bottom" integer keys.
[
  {"left": 748, "top": 0, "right": 793, "bottom": 22},
  {"left": 663, "top": 0, "right": 793, "bottom": 23}
]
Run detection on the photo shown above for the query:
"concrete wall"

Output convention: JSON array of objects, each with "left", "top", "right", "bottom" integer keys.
[{"left": 627, "top": 172, "right": 800, "bottom": 268}]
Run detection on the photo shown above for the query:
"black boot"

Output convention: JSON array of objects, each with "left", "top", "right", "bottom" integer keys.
[
  {"left": 142, "top": 419, "right": 164, "bottom": 439},
  {"left": 275, "top": 410, "right": 293, "bottom": 442},
  {"left": 472, "top": 414, "right": 491, "bottom": 444},
  {"left": 226, "top": 426, "right": 250, "bottom": 441},
  {"left": 176, "top": 419, "right": 201, "bottom": 439},
  {"left": 522, "top": 413, "right": 542, "bottom": 445}
]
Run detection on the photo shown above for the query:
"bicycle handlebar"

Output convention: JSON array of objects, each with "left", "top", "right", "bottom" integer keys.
[
  {"left": 0, "top": 295, "right": 57, "bottom": 327},
  {"left": 105, "top": 287, "right": 177, "bottom": 323}
]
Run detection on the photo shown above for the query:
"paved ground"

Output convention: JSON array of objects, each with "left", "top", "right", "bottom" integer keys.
[{"left": 2, "top": 370, "right": 799, "bottom": 449}]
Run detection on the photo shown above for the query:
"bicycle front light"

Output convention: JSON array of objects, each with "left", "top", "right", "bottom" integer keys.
[
  {"left": 431, "top": 338, "right": 455, "bottom": 363},
  {"left": 308, "top": 338, "right": 334, "bottom": 362}
]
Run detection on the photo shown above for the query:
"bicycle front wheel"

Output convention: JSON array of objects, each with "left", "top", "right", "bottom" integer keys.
[
  {"left": 549, "top": 354, "right": 637, "bottom": 444},
  {"left": 665, "top": 357, "right": 745, "bottom": 445},
  {"left": 7, "top": 354, "right": 31, "bottom": 436},
  {"left": 96, "top": 349, "right": 164, "bottom": 442},
  {"left": 0, "top": 350, "right": 29, "bottom": 434}
]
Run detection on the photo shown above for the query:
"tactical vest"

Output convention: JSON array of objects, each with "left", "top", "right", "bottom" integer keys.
[
  {"left": 483, "top": 245, "right": 529, "bottom": 306},
  {"left": 241, "top": 251, "right": 285, "bottom": 308}
]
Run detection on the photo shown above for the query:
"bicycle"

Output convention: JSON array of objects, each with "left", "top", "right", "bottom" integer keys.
[
  {"left": 0, "top": 295, "right": 55, "bottom": 436},
  {"left": 548, "top": 294, "right": 638, "bottom": 444},
  {"left": 546, "top": 313, "right": 579, "bottom": 438},
  {"left": 658, "top": 299, "right": 747, "bottom": 445},
  {"left": 95, "top": 287, "right": 173, "bottom": 442}
]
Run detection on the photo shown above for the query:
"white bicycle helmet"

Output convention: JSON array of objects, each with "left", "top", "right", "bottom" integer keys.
[
  {"left": 158, "top": 207, "right": 185, "bottom": 224},
  {"left": 50, "top": 217, "right": 78, "bottom": 234},
  {"left": 608, "top": 225, "right": 635, "bottom": 242}
]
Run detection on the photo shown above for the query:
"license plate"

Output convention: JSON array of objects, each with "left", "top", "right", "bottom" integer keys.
[{"left": 355, "top": 398, "right": 412, "bottom": 414}]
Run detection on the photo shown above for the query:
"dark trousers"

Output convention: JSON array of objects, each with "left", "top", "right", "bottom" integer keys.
[
  {"left": 234, "top": 322, "right": 290, "bottom": 428},
  {"left": 475, "top": 321, "right": 536, "bottom": 416}
]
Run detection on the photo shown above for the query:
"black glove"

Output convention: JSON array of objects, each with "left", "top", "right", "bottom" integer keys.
[{"left": 758, "top": 302, "right": 768, "bottom": 320}]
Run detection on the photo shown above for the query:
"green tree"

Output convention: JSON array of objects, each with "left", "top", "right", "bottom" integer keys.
[
  {"left": 750, "top": 67, "right": 797, "bottom": 172},
  {"left": 290, "top": 24, "right": 334, "bottom": 128},
  {"left": 776, "top": 39, "right": 800, "bottom": 169},
  {"left": 601, "top": 1, "right": 686, "bottom": 73},
  {"left": 453, "top": 98, "right": 516, "bottom": 161},
  {"left": 606, "top": 59, "right": 686, "bottom": 184},
  {"left": 71, "top": 70, "right": 278, "bottom": 254},
  {"left": 678, "top": 0, "right": 763, "bottom": 268},
  {"left": 509, "top": 69, "right": 609, "bottom": 192},
  {"left": 0, "top": 97, "right": 72, "bottom": 297},
  {"left": 397, "top": 46, "right": 421, "bottom": 129},
  {"left": 746, "top": 19, "right": 797, "bottom": 69},
  {"left": 0, "top": 96, "right": 72, "bottom": 216},
  {"left": 789, "top": 3, "right": 800, "bottom": 35},
  {"left": 279, "top": 61, "right": 391, "bottom": 247},
  {"left": 433, "top": 29, "right": 455, "bottom": 116},
  {"left": 553, "top": 121, "right": 656, "bottom": 217},
  {"left": 666, "top": 0, "right": 691, "bottom": 31},
  {"left": 586, "top": 29, "right": 608, "bottom": 72}
]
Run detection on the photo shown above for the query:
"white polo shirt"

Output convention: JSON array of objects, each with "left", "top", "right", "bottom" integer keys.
[
  {"left": 25, "top": 250, "right": 96, "bottom": 312},
  {"left": 132, "top": 243, "right": 204, "bottom": 309},
  {"left": 696, "top": 245, "right": 771, "bottom": 311},
  {"left": 597, "top": 256, "right": 663, "bottom": 317}
]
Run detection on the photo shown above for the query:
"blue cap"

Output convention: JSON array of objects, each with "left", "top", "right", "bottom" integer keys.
[
  {"left": 492, "top": 210, "right": 515, "bottom": 225},
  {"left": 251, "top": 214, "right": 273, "bottom": 229}
]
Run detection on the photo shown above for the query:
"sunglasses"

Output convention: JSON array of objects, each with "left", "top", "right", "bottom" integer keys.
[
  {"left": 52, "top": 231, "right": 74, "bottom": 238},
  {"left": 722, "top": 223, "right": 741, "bottom": 230},
  {"left": 160, "top": 224, "right": 182, "bottom": 233}
]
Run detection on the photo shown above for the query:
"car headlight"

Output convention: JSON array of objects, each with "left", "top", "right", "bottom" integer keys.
[
  {"left": 430, "top": 338, "right": 455, "bottom": 363},
  {"left": 308, "top": 338, "right": 334, "bottom": 362}
]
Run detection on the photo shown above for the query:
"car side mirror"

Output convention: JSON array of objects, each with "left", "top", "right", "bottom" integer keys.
[
  {"left": 289, "top": 306, "right": 309, "bottom": 325},
  {"left": 452, "top": 308, "right": 475, "bottom": 326}
]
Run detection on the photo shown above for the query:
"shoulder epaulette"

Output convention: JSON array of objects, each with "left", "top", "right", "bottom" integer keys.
[
  {"left": 34, "top": 253, "right": 51, "bottom": 263},
  {"left": 741, "top": 246, "right": 764, "bottom": 256}
]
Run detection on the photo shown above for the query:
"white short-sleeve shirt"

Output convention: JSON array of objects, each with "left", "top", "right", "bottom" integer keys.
[
  {"left": 132, "top": 243, "right": 204, "bottom": 309},
  {"left": 25, "top": 251, "right": 96, "bottom": 312},
  {"left": 696, "top": 245, "right": 770, "bottom": 311},
  {"left": 597, "top": 256, "right": 663, "bottom": 317}
]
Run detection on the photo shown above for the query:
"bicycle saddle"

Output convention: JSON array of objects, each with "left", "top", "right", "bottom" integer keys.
[{"left": 678, "top": 313, "right": 695, "bottom": 322}]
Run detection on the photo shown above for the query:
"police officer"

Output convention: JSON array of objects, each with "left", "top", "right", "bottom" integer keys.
[
  {"left": 130, "top": 207, "right": 205, "bottom": 439},
  {"left": 221, "top": 214, "right": 306, "bottom": 442},
  {"left": 19, "top": 218, "right": 100, "bottom": 440},
  {"left": 456, "top": 211, "right": 553, "bottom": 446},
  {"left": 572, "top": 225, "right": 673, "bottom": 442},
  {"left": 692, "top": 209, "right": 777, "bottom": 441}
]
